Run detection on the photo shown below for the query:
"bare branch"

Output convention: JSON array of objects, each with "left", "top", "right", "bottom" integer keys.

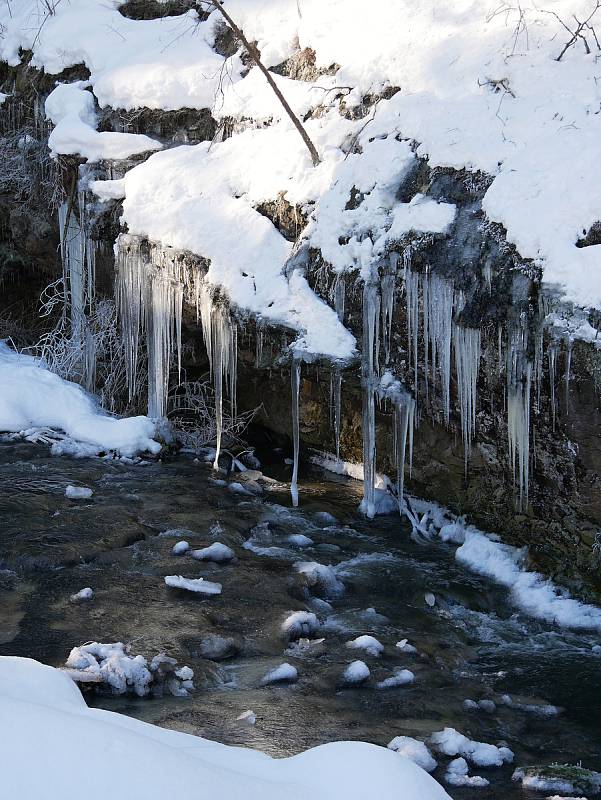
[{"left": 198, "top": 0, "right": 321, "bottom": 166}]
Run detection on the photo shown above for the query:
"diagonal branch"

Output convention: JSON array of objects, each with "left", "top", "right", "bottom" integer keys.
[{"left": 199, "top": 0, "right": 321, "bottom": 166}]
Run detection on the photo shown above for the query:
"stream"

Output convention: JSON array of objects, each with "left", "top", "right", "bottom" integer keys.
[{"left": 1, "top": 437, "right": 600, "bottom": 799}]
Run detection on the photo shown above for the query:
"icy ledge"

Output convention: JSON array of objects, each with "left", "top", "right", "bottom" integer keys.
[
  {"left": 0, "top": 657, "right": 451, "bottom": 800},
  {"left": 0, "top": 342, "right": 159, "bottom": 457}
]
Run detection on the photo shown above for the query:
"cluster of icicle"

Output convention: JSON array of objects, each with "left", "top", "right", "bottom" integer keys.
[
  {"left": 57, "top": 185, "right": 97, "bottom": 390},
  {"left": 115, "top": 233, "right": 236, "bottom": 469},
  {"left": 366, "top": 247, "right": 538, "bottom": 511}
]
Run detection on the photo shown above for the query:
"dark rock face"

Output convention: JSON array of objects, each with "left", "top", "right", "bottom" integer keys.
[{"left": 1, "top": 61, "right": 601, "bottom": 599}]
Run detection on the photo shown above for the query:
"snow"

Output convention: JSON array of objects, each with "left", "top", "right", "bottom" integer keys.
[
  {"left": 429, "top": 728, "right": 514, "bottom": 768},
  {"left": 456, "top": 528, "right": 601, "bottom": 631},
  {"left": 164, "top": 575, "right": 222, "bottom": 595},
  {"left": 2, "top": 0, "right": 601, "bottom": 322},
  {"left": 65, "top": 485, "right": 93, "bottom": 499},
  {"left": 342, "top": 660, "right": 370, "bottom": 685},
  {"left": 0, "top": 342, "right": 160, "bottom": 457},
  {"left": 282, "top": 610, "right": 320, "bottom": 640},
  {"left": 237, "top": 710, "right": 257, "bottom": 725},
  {"left": 500, "top": 694, "right": 559, "bottom": 717},
  {"left": 444, "top": 757, "right": 489, "bottom": 788},
  {"left": 190, "top": 542, "right": 235, "bottom": 563},
  {"left": 346, "top": 635, "right": 384, "bottom": 657},
  {"left": 388, "top": 737, "right": 438, "bottom": 773},
  {"left": 0, "top": 3, "right": 239, "bottom": 111},
  {"left": 261, "top": 663, "right": 299, "bottom": 685},
  {"left": 376, "top": 668, "right": 415, "bottom": 689},
  {"left": 225, "top": 0, "right": 601, "bottom": 309},
  {"left": 114, "top": 130, "right": 357, "bottom": 361},
  {"left": 65, "top": 642, "right": 153, "bottom": 697},
  {"left": 172, "top": 541, "right": 190, "bottom": 555},
  {"left": 45, "top": 82, "right": 161, "bottom": 162},
  {"left": 70, "top": 587, "right": 94, "bottom": 602},
  {"left": 294, "top": 561, "right": 345, "bottom": 599},
  {"left": 288, "top": 534, "right": 314, "bottom": 548},
  {"left": 0, "top": 657, "right": 452, "bottom": 800}
]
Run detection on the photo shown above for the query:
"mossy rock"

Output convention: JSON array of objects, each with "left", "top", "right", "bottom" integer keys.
[{"left": 513, "top": 763, "right": 601, "bottom": 795}]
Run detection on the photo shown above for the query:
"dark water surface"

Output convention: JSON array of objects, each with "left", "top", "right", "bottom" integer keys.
[{"left": 1, "top": 439, "right": 600, "bottom": 799}]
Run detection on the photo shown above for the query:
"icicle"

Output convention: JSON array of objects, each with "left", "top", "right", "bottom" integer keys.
[
  {"left": 427, "top": 273, "right": 454, "bottom": 424},
  {"left": 422, "top": 267, "right": 430, "bottom": 404},
  {"left": 334, "top": 273, "right": 346, "bottom": 322},
  {"left": 198, "top": 284, "right": 237, "bottom": 468},
  {"left": 332, "top": 369, "right": 342, "bottom": 462},
  {"left": 394, "top": 395, "right": 415, "bottom": 510},
  {"left": 564, "top": 337, "right": 572, "bottom": 416},
  {"left": 290, "top": 359, "right": 301, "bottom": 507},
  {"left": 403, "top": 262, "right": 419, "bottom": 397},
  {"left": 507, "top": 319, "right": 531, "bottom": 510},
  {"left": 361, "top": 280, "right": 380, "bottom": 519},
  {"left": 548, "top": 341, "right": 557, "bottom": 431},
  {"left": 453, "top": 325, "right": 481, "bottom": 470},
  {"left": 381, "top": 253, "right": 398, "bottom": 364},
  {"left": 255, "top": 324, "right": 264, "bottom": 368}
]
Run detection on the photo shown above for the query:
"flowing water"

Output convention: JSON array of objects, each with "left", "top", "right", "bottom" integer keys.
[{"left": 1, "top": 438, "right": 600, "bottom": 799}]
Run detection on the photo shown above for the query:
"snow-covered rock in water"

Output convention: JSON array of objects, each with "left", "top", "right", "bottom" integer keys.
[
  {"left": 346, "top": 635, "right": 384, "bottom": 657},
  {"left": 0, "top": 343, "right": 159, "bottom": 457},
  {"left": 171, "top": 541, "right": 190, "bottom": 555},
  {"left": 261, "top": 663, "right": 299, "bottom": 685},
  {"left": 444, "top": 758, "right": 489, "bottom": 788},
  {"left": 512, "top": 765, "right": 601, "bottom": 796},
  {"left": 388, "top": 737, "right": 437, "bottom": 773},
  {"left": 164, "top": 575, "right": 222, "bottom": 595},
  {"left": 64, "top": 645, "right": 194, "bottom": 698},
  {"left": 195, "top": 634, "right": 240, "bottom": 661},
  {"left": 438, "top": 522, "right": 466, "bottom": 544},
  {"left": 65, "top": 485, "right": 93, "bottom": 499},
  {"left": 376, "top": 668, "right": 415, "bottom": 689},
  {"left": 464, "top": 698, "right": 497, "bottom": 714},
  {"left": 282, "top": 611, "right": 320, "bottom": 641},
  {"left": 0, "top": 656, "right": 452, "bottom": 800},
  {"left": 499, "top": 694, "right": 559, "bottom": 716},
  {"left": 396, "top": 639, "right": 417, "bottom": 654},
  {"left": 237, "top": 710, "right": 257, "bottom": 725},
  {"left": 294, "top": 561, "right": 345, "bottom": 599},
  {"left": 429, "top": 728, "right": 513, "bottom": 767},
  {"left": 342, "top": 660, "right": 370, "bottom": 686},
  {"left": 190, "top": 542, "right": 234, "bottom": 563},
  {"left": 424, "top": 593, "right": 436, "bottom": 607},
  {"left": 288, "top": 534, "right": 314, "bottom": 548},
  {"left": 70, "top": 587, "right": 93, "bottom": 602}
]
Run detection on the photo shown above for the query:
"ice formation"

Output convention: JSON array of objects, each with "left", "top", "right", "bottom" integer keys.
[
  {"left": 387, "top": 737, "right": 437, "bottom": 773},
  {"left": 190, "top": 543, "right": 235, "bottom": 563},
  {"left": 376, "top": 668, "right": 415, "bottom": 689},
  {"left": 64, "top": 642, "right": 194, "bottom": 697},
  {"left": 164, "top": 575, "right": 222, "bottom": 595},
  {"left": 429, "top": 727, "right": 514, "bottom": 767}
]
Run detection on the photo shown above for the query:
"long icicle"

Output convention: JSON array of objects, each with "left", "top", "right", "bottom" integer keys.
[{"left": 290, "top": 358, "right": 301, "bottom": 507}]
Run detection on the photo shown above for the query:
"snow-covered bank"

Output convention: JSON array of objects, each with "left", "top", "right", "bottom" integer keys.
[
  {"left": 455, "top": 529, "right": 601, "bottom": 631},
  {"left": 0, "top": 343, "right": 159, "bottom": 457},
  {"left": 0, "top": 657, "right": 451, "bottom": 800},
  {"left": 316, "top": 452, "right": 601, "bottom": 632}
]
